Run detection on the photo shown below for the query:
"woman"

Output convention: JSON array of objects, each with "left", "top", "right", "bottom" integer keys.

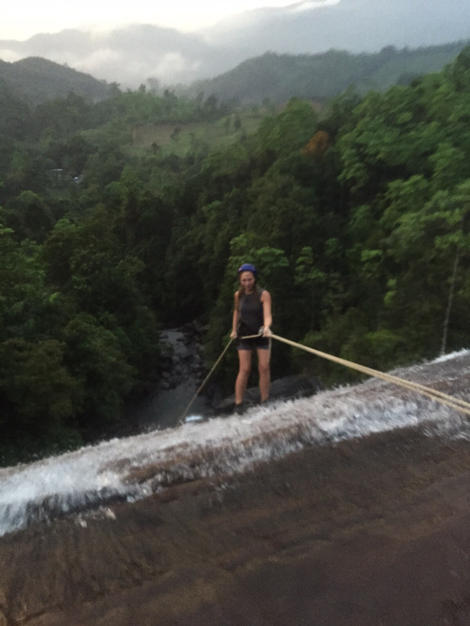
[{"left": 230, "top": 263, "right": 272, "bottom": 409}]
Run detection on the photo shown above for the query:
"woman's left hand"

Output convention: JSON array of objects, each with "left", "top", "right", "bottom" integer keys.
[{"left": 262, "top": 326, "right": 272, "bottom": 337}]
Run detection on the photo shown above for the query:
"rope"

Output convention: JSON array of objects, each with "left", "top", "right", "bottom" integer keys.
[
  {"left": 270, "top": 333, "right": 470, "bottom": 417},
  {"left": 178, "top": 330, "right": 470, "bottom": 424},
  {"left": 179, "top": 337, "right": 234, "bottom": 423}
]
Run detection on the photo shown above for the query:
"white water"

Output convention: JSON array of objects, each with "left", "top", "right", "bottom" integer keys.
[{"left": 0, "top": 349, "right": 469, "bottom": 538}]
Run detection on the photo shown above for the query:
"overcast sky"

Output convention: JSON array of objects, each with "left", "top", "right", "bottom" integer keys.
[{"left": 1, "top": 1, "right": 335, "bottom": 40}]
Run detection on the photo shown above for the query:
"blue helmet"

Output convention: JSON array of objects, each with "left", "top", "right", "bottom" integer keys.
[{"left": 238, "top": 263, "right": 257, "bottom": 276}]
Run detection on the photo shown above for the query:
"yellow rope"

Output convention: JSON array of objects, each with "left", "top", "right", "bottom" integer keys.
[
  {"left": 179, "top": 337, "right": 234, "bottom": 423},
  {"left": 178, "top": 330, "right": 470, "bottom": 424},
  {"left": 270, "top": 333, "right": 470, "bottom": 417}
]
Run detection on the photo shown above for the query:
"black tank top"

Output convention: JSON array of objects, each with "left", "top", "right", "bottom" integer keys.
[{"left": 238, "top": 290, "right": 264, "bottom": 336}]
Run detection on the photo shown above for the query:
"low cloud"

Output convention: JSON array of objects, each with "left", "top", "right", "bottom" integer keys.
[
  {"left": 290, "top": 0, "right": 340, "bottom": 12},
  {"left": 72, "top": 49, "right": 202, "bottom": 86},
  {"left": 0, "top": 48, "right": 21, "bottom": 62},
  {"left": 154, "top": 52, "right": 202, "bottom": 82},
  {"left": 73, "top": 48, "right": 122, "bottom": 81}
]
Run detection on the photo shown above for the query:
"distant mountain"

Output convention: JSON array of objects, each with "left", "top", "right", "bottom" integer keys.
[
  {"left": 0, "top": 56, "right": 111, "bottom": 105},
  {"left": 1, "top": 0, "right": 470, "bottom": 88},
  {"left": 187, "top": 42, "right": 469, "bottom": 105},
  {"left": 0, "top": 25, "right": 241, "bottom": 88},
  {"left": 205, "top": 0, "right": 470, "bottom": 58}
]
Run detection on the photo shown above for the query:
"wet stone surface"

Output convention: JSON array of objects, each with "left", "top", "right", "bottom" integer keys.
[
  {"left": 2, "top": 425, "right": 470, "bottom": 625},
  {"left": 1, "top": 352, "right": 470, "bottom": 625},
  {"left": 134, "top": 323, "right": 322, "bottom": 429},
  {"left": 134, "top": 323, "right": 210, "bottom": 430}
]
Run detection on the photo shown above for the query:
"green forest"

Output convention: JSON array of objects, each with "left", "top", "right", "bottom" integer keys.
[
  {"left": 187, "top": 41, "right": 469, "bottom": 104},
  {"left": 1, "top": 47, "right": 470, "bottom": 465}
]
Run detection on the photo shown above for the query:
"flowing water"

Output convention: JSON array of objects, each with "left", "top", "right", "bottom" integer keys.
[{"left": 1, "top": 349, "right": 469, "bottom": 538}]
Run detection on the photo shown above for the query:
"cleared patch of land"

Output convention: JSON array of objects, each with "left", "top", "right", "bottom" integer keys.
[{"left": 129, "top": 112, "right": 265, "bottom": 155}]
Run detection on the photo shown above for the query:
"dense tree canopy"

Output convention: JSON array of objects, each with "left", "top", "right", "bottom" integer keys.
[{"left": 1, "top": 48, "right": 470, "bottom": 464}]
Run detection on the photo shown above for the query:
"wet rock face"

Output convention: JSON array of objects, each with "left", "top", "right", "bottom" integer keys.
[
  {"left": 0, "top": 590, "right": 6, "bottom": 626},
  {"left": 157, "top": 324, "right": 206, "bottom": 392},
  {"left": 1, "top": 352, "right": 470, "bottom": 624},
  {"left": 134, "top": 323, "right": 211, "bottom": 429},
  {"left": 135, "top": 323, "right": 322, "bottom": 427},
  {"left": 214, "top": 374, "right": 323, "bottom": 413},
  {"left": 3, "top": 427, "right": 470, "bottom": 625}
]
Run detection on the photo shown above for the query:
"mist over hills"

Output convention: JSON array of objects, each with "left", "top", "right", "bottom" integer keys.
[
  {"left": 204, "top": 0, "right": 470, "bottom": 57},
  {"left": 1, "top": 0, "right": 470, "bottom": 88},
  {"left": 187, "top": 42, "right": 468, "bottom": 105},
  {"left": 1, "top": 41, "right": 468, "bottom": 109},
  {"left": 0, "top": 24, "right": 241, "bottom": 87},
  {"left": 0, "top": 56, "right": 111, "bottom": 105}
]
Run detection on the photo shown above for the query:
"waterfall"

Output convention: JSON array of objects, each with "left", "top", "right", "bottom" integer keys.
[{"left": 0, "top": 349, "right": 469, "bottom": 538}]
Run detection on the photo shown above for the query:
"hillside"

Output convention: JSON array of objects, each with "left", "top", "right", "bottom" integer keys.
[
  {"left": 0, "top": 25, "right": 238, "bottom": 87},
  {"left": 1, "top": 0, "right": 470, "bottom": 87},
  {"left": 0, "top": 47, "right": 470, "bottom": 463},
  {"left": 187, "top": 42, "right": 469, "bottom": 104},
  {"left": 0, "top": 56, "right": 111, "bottom": 105}
]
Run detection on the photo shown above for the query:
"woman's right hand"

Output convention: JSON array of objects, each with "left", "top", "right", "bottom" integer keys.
[{"left": 230, "top": 330, "right": 238, "bottom": 339}]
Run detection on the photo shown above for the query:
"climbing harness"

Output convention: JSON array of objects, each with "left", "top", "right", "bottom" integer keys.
[{"left": 179, "top": 331, "right": 470, "bottom": 422}]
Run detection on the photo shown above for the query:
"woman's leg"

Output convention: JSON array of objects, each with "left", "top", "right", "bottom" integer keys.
[
  {"left": 257, "top": 347, "right": 271, "bottom": 403},
  {"left": 235, "top": 349, "right": 252, "bottom": 405}
]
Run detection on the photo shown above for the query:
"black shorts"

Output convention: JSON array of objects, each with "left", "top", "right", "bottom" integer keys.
[{"left": 236, "top": 336, "right": 270, "bottom": 351}]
